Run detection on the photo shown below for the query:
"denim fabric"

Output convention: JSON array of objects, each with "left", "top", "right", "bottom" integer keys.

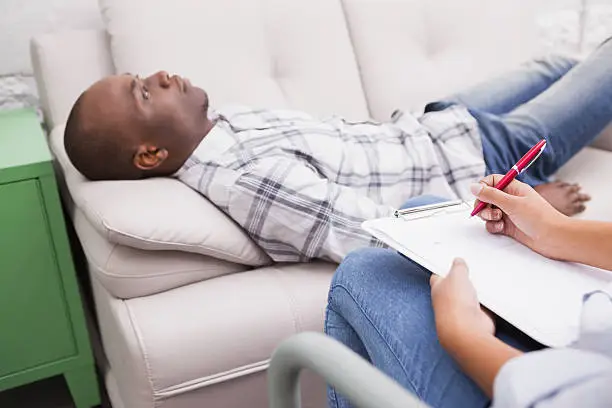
[
  {"left": 427, "top": 48, "right": 612, "bottom": 186},
  {"left": 325, "top": 248, "right": 542, "bottom": 408},
  {"left": 400, "top": 194, "right": 449, "bottom": 209}
]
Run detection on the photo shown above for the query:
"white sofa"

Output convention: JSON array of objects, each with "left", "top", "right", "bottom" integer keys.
[{"left": 30, "top": 1, "right": 612, "bottom": 407}]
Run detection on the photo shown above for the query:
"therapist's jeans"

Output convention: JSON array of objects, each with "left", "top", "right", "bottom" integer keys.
[
  {"left": 427, "top": 41, "right": 612, "bottom": 186},
  {"left": 325, "top": 247, "right": 545, "bottom": 408}
]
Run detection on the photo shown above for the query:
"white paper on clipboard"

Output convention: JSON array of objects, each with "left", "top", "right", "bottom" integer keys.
[{"left": 363, "top": 202, "right": 612, "bottom": 347}]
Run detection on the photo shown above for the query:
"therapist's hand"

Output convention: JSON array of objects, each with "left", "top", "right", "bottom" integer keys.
[
  {"left": 470, "top": 175, "right": 568, "bottom": 259},
  {"left": 430, "top": 258, "right": 494, "bottom": 348},
  {"left": 430, "top": 258, "right": 523, "bottom": 398}
]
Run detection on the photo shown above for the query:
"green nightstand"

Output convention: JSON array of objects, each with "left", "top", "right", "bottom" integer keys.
[{"left": 0, "top": 109, "right": 100, "bottom": 408}]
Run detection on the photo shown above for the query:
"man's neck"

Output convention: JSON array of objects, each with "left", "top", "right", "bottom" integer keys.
[{"left": 188, "top": 118, "right": 215, "bottom": 155}]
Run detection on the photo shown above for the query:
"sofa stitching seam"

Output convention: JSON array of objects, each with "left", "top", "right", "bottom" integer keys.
[
  {"left": 124, "top": 302, "right": 159, "bottom": 407},
  {"left": 154, "top": 359, "right": 271, "bottom": 397},
  {"left": 272, "top": 268, "right": 302, "bottom": 334},
  {"left": 103, "top": 222, "right": 265, "bottom": 265}
]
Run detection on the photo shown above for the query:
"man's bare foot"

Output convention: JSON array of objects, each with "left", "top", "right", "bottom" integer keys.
[{"left": 534, "top": 181, "right": 591, "bottom": 216}]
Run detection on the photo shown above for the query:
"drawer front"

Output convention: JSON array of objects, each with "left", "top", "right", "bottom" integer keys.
[{"left": 0, "top": 180, "right": 76, "bottom": 378}]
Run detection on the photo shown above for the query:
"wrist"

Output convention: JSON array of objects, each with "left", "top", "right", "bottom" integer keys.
[
  {"left": 543, "top": 215, "right": 576, "bottom": 261},
  {"left": 439, "top": 325, "right": 494, "bottom": 355},
  {"left": 437, "top": 318, "right": 494, "bottom": 352}
]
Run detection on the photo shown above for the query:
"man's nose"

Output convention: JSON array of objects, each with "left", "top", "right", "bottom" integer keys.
[{"left": 150, "top": 71, "right": 171, "bottom": 88}]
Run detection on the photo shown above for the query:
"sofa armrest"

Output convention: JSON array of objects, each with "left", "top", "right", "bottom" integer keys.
[
  {"left": 592, "top": 123, "right": 612, "bottom": 152},
  {"left": 31, "top": 29, "right": 114, "bottom": 129},
  {"left": 268, "top": 332, "right": 428, "bottom": 408}
]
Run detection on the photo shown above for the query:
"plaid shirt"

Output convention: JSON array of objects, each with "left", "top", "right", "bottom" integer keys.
[{"left": 177, "top": 105, "right": 485, "bottom": 263}]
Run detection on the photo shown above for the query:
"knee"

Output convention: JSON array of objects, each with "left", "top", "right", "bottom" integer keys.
[
  {"left": 330, "top": 248, "right": 422, "bottom": 306},
  {"left": 331, "top": 248, "right": 390, "bottom": 291}
]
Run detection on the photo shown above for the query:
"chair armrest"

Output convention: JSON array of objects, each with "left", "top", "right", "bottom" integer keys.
[
  {"left": 268, "top": 332, "right": 428, "bottom": 408},
  {"left": 592, "top": 123, "right": 612, "bottom": 152}
]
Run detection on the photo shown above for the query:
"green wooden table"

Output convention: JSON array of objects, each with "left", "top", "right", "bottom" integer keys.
[{"left": 0, "top": 108, "right": 100, "bottom": 408}]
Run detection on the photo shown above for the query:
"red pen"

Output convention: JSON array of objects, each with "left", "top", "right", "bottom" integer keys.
[{"left": 471, "top": 139, "right": 547, "bottom": 217}]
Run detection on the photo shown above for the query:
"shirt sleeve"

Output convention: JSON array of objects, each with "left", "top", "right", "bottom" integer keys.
[
  {"left": 492, "top": 288, "right": 612, "bottom": 408},
  {"left": 225, "top": 158, "right": 394, "bottom": 263},
  {"left": 492, "top": 349, "right": 612, "bottom": 408}
]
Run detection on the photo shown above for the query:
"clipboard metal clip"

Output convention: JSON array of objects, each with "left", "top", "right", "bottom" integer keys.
[{"left": 394, "top": 199, "right": 467, "bottom": 219}]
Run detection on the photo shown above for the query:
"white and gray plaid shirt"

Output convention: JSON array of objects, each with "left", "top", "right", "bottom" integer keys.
[{"left": 177, "top": 105, "right": 485, "bottom": 263}]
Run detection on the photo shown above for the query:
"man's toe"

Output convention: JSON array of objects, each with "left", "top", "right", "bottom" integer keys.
[
  {"left": 574, "top": 203, "right": 586, "bottom": 214},
  {"left": 577, "top": 193, "right": 591, "bottom": 202}
]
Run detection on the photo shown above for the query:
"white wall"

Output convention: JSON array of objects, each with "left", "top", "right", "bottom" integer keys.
[
  {"left": 536, "top": 0, "right": 612, "bottom": 55},
  {"left": 0, "top": 0, "right": 102, "bottom": 75},
  {"left": 0, "top": 0, "right": 101, "bottom": 112}
]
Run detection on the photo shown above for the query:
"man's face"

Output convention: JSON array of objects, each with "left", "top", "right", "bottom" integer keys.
[{"left": 80, "top": 70, "right": 212, "bottom": 173}]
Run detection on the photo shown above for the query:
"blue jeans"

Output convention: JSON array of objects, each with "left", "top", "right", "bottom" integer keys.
[
  {"left": 325, "top": 247, "right": 544, "bottom": 408},
  {"left": 426, "top": 45, "right": 612, "bottom": 186}
]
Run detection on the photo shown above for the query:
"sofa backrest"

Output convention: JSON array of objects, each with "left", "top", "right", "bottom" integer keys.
[
  {"left": 33, "top": 0, "right": 539, "bottom": 128},
  {"left": 101, "top": 0, "right": 371, "bottom": 121},
  {"left": 33, "top": 0, "right": 374, "bottom": 130},
  {"left": 343, "top": 0, "right": 539, "bottom": 120}
]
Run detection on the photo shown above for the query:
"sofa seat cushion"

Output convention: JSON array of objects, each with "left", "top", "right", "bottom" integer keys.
[
  {"left": 97, "top": 261, "right": 334, "bottom": 402},
  {"left": 49, "top": 125, "right": 272, "bottom": 267},
  {"left": 556, "top": 147, "right": 612, "bottom": 222}
]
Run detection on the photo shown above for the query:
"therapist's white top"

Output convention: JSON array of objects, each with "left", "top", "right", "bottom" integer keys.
[{"left": 492, "top": 283, "right": 612, "bottom": 407}]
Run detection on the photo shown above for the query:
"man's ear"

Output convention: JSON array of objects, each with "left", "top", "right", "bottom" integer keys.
[{"left": 133, "top": 144, "right": 169, "bottom": 170}]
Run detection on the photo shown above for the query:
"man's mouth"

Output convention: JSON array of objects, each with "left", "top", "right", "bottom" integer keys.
[{"left": 203, "top": 92, "right": 209, "bottom": 112}]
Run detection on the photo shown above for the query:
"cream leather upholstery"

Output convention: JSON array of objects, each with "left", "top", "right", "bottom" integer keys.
[
  {"left": 90, "top": 261, "right": 333, "bottom": 408},
  {"left": 31, "top": 1, "right": 612, "bottom": 407},
  {"left": 31, "top": 29, "right": 114, "bottom": 129},
  {"left": 100, "top": 0, "right": 370, "bottom": 120},
  {"left": 343, "top": 0, "right": 539, "bottom": 119}
]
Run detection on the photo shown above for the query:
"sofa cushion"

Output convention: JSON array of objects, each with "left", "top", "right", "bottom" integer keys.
[
  {"left": 343, "top": 0, "right": 539, "bottom": 120},
  {"left": 50, "top": 125, "right": 272, "bottom": 267},
  {"left": 93, "top": 260, "right": 334, "bottom": 408},
  {"left": 74, "top": 208, "right": 249, "bottom": 299},
  {"left": 99, "top": 0, "right": 369, "bottom": 120}
]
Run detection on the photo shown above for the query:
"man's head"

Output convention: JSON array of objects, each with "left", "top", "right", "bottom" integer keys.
[{"left": 64, "top": 71, "right": 214, "bottom": 180}]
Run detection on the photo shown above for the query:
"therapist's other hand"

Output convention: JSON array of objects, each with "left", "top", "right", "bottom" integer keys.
[
  {"left": 430, "top": 258, "right": 494, "bottom": 349},
  {"left": 470, "top": 175, "right": 567, "bottom": 259}
]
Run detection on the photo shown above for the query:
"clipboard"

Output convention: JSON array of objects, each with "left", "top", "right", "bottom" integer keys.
[{"left": 363, "top": 203, "right": 612, "bottom": 347}]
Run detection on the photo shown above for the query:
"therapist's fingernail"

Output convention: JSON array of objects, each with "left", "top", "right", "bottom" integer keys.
[
  {"left": 453, "top": 258, "right": 466, "bottom": 267},
  {"left": 470, "top": 183, "right": 484, "bottom": 196}
]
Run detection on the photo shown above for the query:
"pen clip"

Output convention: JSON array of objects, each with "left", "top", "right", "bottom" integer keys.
[{"left": 520, "top": 143, "right": 546, "bottom": 174}]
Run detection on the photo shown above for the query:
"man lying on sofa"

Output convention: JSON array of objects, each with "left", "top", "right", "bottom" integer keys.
[{"left": 63, "top": 42, "right": 612, "bottom": 263}]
